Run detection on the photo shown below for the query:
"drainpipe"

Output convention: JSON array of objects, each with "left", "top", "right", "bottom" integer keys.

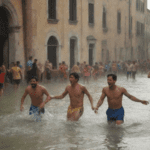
[{"left": 22, "top": 0, "right": 27, "bottom": 77}]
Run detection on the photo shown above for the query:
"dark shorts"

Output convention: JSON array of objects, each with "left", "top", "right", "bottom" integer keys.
[
  {"left": 106, "top": 107, "right": 124, "bottom": 121},
  {"left": 127, "top": 72, "right": 131, "bottom": 75},
  {"left": 13, "top": 79, "right": 21, "bottom": 85},
  {"left": 0, "top": 83, "right": 4, "bottom": 89},
  {"left": 29, "top": 104, "right": 45, "bottom": 115}
]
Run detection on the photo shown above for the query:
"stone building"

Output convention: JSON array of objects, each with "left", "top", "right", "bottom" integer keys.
[{"left": 0, "top": 0, "right": 149, "bottom": 71}]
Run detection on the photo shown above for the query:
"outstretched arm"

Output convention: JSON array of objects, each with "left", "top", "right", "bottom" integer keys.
[
  {"left": 123, "top": 88, "right": 149, "bottom": 105},
  {"left": 95, "top": 88, "right": 106, "bottom": 113},
  {"left": 51, "top": 87, "right": 68, "bottom": 99},
  {"left": 20, "top": 88, "right": 28, "bottom": 111},
  {"left": 82, "top": 86, "right": 94, "bottom": 110}
]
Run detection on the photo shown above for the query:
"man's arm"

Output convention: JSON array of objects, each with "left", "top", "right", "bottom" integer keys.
[
  {"left": 20, "top": 88, "right": 28, "bottom": 111},
  {"left": 95, "top": 88, "right": 106, "bottom": 112},
  {"left": 39, "top": 87, "right": 51, "bottom": 109},
  {"left": 82, "top": 86, "right": 94, "bottom": 110},
  {"left": 51, "top": 87, "right": 68, "bottom": 99},
  {"left": 148, "top": 72, "right": 150, "bottom": 78},
  {"left": 123, "top": 88, "right": 149, "bottom": 105}
]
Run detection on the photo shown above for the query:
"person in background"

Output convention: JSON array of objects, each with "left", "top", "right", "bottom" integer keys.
[
  {"left": 31, "top": 59, "right": 38, "bottom": 78},
  {"left": 83, "top": 65, "right": 90, "bottom": 84},
  {"left": 0, "top": 65, "right": 6, "bottom": 97},
  {"left": 27, "top": 56, "right": 33, "bottom": 69},
  {"left": 11, "top": 62, "right": 22, "bottom": 92},
  {"left": 26, "top": 66, "right": 32, "bottom": 84},
  {"left": 45, "top": 60, "right": 52, "bottom": 83}
]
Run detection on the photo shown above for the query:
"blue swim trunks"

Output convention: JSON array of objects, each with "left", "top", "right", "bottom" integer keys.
[
  {"left": 29, "top": 104, "right": 45, "bottom": 115},
  {"left": 106, "top": 107, "right": 124, "bottom": 121}
]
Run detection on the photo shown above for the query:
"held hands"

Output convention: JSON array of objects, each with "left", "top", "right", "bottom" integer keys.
[
  {"left": 141, "top": 100, "right": 149, "bottom": 105},
  {"left": 20, "top": 105, "right": 24, "bottom": 111},
  {"left": 94, "top": 107, "right": 98, "bottom": 114}
]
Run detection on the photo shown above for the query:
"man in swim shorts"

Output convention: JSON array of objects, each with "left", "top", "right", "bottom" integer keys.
[
  {"left": 51, "top": 72, "right": 95, "bottom": 121},
  {"left": 20, "top": 76, "right": 51, "bottom": 115},
  {"left": 95, "top": 74, "right": 149, "bottom": 125}
]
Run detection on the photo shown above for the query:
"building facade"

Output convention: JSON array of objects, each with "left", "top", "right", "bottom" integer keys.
[{"left": 0, "top": 0, "right": 149, "bottom": 71}]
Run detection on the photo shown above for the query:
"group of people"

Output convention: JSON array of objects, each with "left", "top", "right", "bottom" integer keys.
[{"left": 20, "top": 73, "right": 149, "bottom": 125}]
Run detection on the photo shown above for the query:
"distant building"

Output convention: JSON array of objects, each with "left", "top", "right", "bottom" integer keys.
[{"left": 0, "top": 0, "right": 149, "bottom": 71}]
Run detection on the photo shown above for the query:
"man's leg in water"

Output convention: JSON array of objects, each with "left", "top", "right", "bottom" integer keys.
[
  {"left": 0, "top": 89, "right": 3, "bottom": 97},
  {"left": 67, "top": 107, "right": 84, "bottom": 121},
  {"left": 116, "top": 120, "right": 123, "bottom": 125}
]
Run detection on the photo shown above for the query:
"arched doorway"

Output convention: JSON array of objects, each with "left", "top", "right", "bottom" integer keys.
[
  {"left": 47, "top": 36, "right": 58, "bottom": 69},
  {"left": 0, "top": 6, "right": 9, "bottom": 67}
]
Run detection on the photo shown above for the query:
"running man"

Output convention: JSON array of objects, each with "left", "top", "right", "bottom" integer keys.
[
  {"left": 20, "top": 76, "right": 51, "bottom": 116},
  {"left": 51, "top": 73, "right": 95, "bottom": 121},
  {"left": 95, "top": 74, "right": 149, "bottom": 125}
]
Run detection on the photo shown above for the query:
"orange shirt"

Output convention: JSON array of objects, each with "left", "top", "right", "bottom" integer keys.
[{"left": 11, "top": 67, "right": 21, "bottom": 80}]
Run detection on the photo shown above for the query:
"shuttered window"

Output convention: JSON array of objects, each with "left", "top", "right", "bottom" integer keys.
[
  {"left": 89, "top": 3, "right": 94, "bottom": 24},
  {"left": 48, "top": 0, "right": 56, "bottom": 19},
  {"left": 69, "top": 0, "right": 77, "bottom": 21}
]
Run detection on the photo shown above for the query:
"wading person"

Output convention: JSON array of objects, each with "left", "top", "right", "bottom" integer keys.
[
  {"left": 51, "top": 72, "right": 95, "bottom": 121},
  {"left": 20, "top": 76, "right": 51, "bottom": 116},
  {"left": 95, "top": 74, "right": 149, "bottom": 125}
]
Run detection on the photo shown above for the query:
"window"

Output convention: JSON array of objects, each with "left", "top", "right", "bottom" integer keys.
[
  {"left": 117, "top": 11, "right": 121, "bottom": 33},
  {"left": 136, "top": 0, "right": 144, "bottom": 13},
  {"left": 129, "top": 16, "right": 132, "bottom": 37},
  {"left": 136, "top": 21, "right": 144, "bottom": 36},
  {"left": 103, "top": 7, "right": 106, "bottom": 28},
  {"left": 48, "top": 0, "right": 56, "bottom": 19},
  {"left": 136, "top": 21, "right": 140, "bottom": 35},
  {"left": 141, "top": 23, "right": 144, "bottom": 36},
  {"left": 69, "top": 0, "right": 77, "bottom": 21},
  {"left": 89, "top": 3, "right": 94, "bottom": 24}
]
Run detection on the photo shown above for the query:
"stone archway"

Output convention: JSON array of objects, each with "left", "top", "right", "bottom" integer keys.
[{"left": 0, "top": 1, "right": 21, "bottom": 68}]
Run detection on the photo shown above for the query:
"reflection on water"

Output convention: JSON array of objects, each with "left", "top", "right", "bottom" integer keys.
[{"left": 0, "top": 74, "right": 150, "bottom": 150}]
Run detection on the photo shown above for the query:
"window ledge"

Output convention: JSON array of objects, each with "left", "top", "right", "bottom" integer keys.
[
  {"left": 68, "top": 20, "right": 78, "bottom": 25},
  {"left": 89, "top": 23, "right": 95, "bottom": 27},
  {"left": 103, "top": 27, "right": 108, "bottom": 33},
  {"left": 47, "top": 19, "right": 59, "bottom": 24}
]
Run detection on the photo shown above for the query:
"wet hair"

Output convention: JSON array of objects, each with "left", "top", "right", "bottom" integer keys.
[
  {"left": 107, "top": 74, "right": 117, "bottom": 81},
  {"left": 29, "top": 56, "right": 32, "bottom": 60},
  {"left": 30, "top": 76, "right": 39, "bottom": 81},
  {"left": 69, "top": 72, "right": 80, "bottom": 81},
  {"left": 17, "top": 61, "right": 20, "bottom": 66}
]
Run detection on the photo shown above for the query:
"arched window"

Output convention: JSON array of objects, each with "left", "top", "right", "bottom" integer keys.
[
  {"left": 69, "top": 0, "right": 77, "bottom": 21},
  {"left": 48, "top": 0, "right": 56, "bottom": 19},
  {"left": 47, "top": 36, "right": 58, "bottom": 69}
]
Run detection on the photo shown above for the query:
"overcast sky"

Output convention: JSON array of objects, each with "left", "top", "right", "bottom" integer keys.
[{"left": 148, "top": 0, "right": 150, "bottom": 9}]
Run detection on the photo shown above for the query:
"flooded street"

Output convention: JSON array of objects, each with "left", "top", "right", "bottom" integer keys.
[{"left": 0, "top": 74, "right": 150, "bottom": 150}]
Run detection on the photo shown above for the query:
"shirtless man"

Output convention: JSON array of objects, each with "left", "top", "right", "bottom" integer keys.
[
  {"left": 20, "top": 76, "right": 51, "bottom": 115},
  {"left": 51, "top": 72, "right": 95, "bottom": 121},
  {"left": 95, "top": 74, "right": 149, "bottom": 125}
]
